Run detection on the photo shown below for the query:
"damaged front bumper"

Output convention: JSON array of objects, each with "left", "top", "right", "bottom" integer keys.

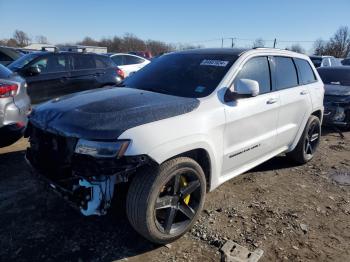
[
  {"left": 323, "top": 103, "right": 350, "bottom": 127},
  {"left": 25, "top": 124, "right": 150, "bottom": 216}
]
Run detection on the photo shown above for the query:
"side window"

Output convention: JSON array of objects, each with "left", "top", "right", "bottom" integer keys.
[
  {"left": 274, "top": 57, "right": 298, "bottom": 90},
  {"left": 32, "top": 55, "right": 67, "bottom": 73},
  {"left": 322, "top": 58, "right": 330, "bottom": 67},
  {"left": 234, "top": 56, "right": 271, "bottom": 94},
  {"left": 73, "top": 55, "right": 96, "bottom": 70},
  {"left": 125, "top": 55, "right": 145, "bottom": 65},
  {"left": 95, "top": 56, "right": 110, "bottom": 69},
  {"left": 111, "top": 55, "right": 124, "bottom": 66},
  {"left": 294, "top": 58, "right": 317, "bottom": 85}
]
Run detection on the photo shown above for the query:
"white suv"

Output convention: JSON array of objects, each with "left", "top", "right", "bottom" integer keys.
[{"left": 26, "top": 48, "right": 324, "bottom": 244}]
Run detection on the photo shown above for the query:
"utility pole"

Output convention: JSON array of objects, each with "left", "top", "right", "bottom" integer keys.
[
  {"left": 231, "top": 38, "right": 235, "bottom": 48},
  {"left": 273, "top": 38, "right": 277, "bottom": 48},
  {"left": 221, "top": 38, "right": 224, "bottom": 48}
]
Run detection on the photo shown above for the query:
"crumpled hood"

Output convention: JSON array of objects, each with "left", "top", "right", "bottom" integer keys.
[
  {"left": 324, "top": 84, "right": 350, "bottom": 96},
  {"left": 29, "top": 87, "right": 200, "bottom": 140}
]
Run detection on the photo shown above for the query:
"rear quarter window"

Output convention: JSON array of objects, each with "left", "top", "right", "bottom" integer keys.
[
  {"left": 294, "top": 58, "right": 317, "bottom": 85},
  {"left": 274, "top": 57, "right": 298, "bottom": 90},
  {"left": 125, "top": 55, "right": 145, "bottom": 65}
]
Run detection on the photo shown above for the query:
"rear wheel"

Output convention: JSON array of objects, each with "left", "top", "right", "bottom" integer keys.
[
  {"left": 126, "top": 157, "right": 206, "bottom": 244},
  {"left": 287, "top": 115, "right": 321, "bottom": 164}
]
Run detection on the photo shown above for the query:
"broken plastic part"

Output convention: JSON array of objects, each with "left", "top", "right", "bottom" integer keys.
[{"left": 79, "top": 175, "right": 117, "bottom": 216}]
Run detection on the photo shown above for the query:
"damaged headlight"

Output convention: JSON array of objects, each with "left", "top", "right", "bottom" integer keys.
[
  {"left": 75, "top": 139, "right": 130, "bottom": 158},
  {"left": 333, "top": 106, "right": 346, "bottom": 122}
]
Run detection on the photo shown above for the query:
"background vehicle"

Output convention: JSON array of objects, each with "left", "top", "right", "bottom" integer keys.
[
  {"left": 341, "top": 58, "right": 350, "bottom": 66},
  {"left": 0, "top": 46, "right": 23, "bottom": 66},
  {"left": 310, "top": 55, "right": 341, "bottom": 68},
  {"left": 129, "top": 51, "right": 152, "bottom": 59},
  {"left": 26, "top": 48, "right": 324, "bottom": 244},
  {"left": 107, "top": 53, "right": 150, "bottom": 77},
  {"left": 8, "top": 51, "right": 124, "bottom": 104},
  {"left": 317, "top": 66, "right": 350, "bottom": 128},
  {"left": 0, "top": 64, "right": 30, "bottom": 147}
]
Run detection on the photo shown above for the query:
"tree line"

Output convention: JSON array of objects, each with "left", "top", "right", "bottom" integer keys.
[{"left": 1, "top": 26, "right": 349, "bottom": 57}]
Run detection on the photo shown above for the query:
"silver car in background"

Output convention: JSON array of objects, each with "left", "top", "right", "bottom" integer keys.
[{"left": 0, "top": 64, "right": 31, "bottom": 147}]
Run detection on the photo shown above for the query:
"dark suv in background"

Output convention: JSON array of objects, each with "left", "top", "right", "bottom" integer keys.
[{"left": 8, "top": 51, "right": 123, "bottom": 104}]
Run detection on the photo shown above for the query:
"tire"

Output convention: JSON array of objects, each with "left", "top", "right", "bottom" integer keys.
[
  {"left": 0, "top": 126, "right": 23, "bottom": 148},
  {"left": 126, "top": 157, "right": 206, "bottom": 244},
  {"left": 287, "top": 115, "right": 321, "bottom": 164}
]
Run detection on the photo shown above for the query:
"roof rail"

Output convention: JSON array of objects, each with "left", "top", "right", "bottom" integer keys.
[{"left": 41, "top": 46, "right": 59, "bottom": 52}]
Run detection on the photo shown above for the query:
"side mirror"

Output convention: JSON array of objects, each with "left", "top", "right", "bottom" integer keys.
[
  {"left": 25, "top": 66, "right": 41, "bottom": 76},
  {"left": 224, "top": 79, "right": 260, "bottom": 102}
]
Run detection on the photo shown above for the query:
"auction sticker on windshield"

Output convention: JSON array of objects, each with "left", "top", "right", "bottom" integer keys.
[{"left": 200, "top": 60, "right": 229, "bottom": 67}]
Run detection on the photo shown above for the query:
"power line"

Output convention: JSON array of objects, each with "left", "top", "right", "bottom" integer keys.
[{"left": 181, "top": 37, "right": 318, "bottom": 45}]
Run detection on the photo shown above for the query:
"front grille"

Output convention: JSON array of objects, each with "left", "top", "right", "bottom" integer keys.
[{"left": 27, "top": 123, "right": 77, "bottom": 180}]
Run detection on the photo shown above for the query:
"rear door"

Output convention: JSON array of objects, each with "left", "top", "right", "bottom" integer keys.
[
  {"left": 69, "top": 54, "right": 99, "bottom": 92},
  {"left": 24, "top": 54, "right": 70, "bottom": 104},
  {"left": 223, "top": 56, "right": 280, "bottom": 174},
  {"left": 272, "top": 56, "right": 312, "bottom": 149}
]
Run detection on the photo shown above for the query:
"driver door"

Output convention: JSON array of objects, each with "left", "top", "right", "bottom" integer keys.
[{"left": 222, "top": 56, "right": 280, "bottom": 174}]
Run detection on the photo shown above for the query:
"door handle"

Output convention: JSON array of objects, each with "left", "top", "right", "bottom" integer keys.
[
  {"left": 266, "top": 98, "right": 278, "bottom": 104},
  {"left": 300, "top": 90, "right": 308, "bottom": 95}
]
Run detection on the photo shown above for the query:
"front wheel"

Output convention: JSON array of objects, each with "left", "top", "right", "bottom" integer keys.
[
  {"left": 126, "top": 157, "right": 206, "bottom": 244},
  {"left": 287, "top": 115, "right": 321, "bottom": 164}
]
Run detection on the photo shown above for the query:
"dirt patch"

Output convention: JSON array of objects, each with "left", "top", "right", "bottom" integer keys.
[{"left": 0, "top": 129, "right": 349, "bottom": 261}]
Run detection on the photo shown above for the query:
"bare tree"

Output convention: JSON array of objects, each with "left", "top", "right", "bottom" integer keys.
[
  {"left": 313, "top": 39, "right": 327, "bottom": 55},
  {"left": 78, "top": 36, "right": 99, "bottom": 46},
  {"left": 36, "top": 35, "right": 49, "bottom": 44},
  {"left": 326, "top": 26, "right": 350, "bottom": 58},
  {"left": 287, "top": 44, "right": 305, "bottom": 54},
  {"left": 73, "top": 33, "right": 174, "bottom": 55},
  {"left": 13, "top": 30, "right": 31, "bottom": 47},
  {"left": 252, "top": 38, "right": 265, "bottom": 48}
]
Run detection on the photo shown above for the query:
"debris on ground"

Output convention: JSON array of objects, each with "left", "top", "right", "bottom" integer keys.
[{"left": 220, "top": 240, "right": 263, "bottom": 262}]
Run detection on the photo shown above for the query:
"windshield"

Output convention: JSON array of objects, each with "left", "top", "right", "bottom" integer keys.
[
  {"left": 317, "top": 68, "right": 350, "bottom": 86},
  {"left": 123, "top": 53, "right": 238, "bottom": 98},
  {"left": 8, "top": 53, "right": 40, "bottom": 70},
  {"left": 310, "top": 57, "right": 322, "bottom": 68}
]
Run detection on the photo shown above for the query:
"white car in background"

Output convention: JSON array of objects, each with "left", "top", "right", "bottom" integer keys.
[{"left": 107, "top": 53, "right": 150, "bottom": 77}]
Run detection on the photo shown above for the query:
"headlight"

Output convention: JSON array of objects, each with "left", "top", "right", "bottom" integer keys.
[{"left": 75, "top": 139, "right": 130, "bottom": 158}]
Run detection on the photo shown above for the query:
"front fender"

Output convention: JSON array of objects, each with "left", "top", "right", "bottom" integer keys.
[{"left": 147, "top": 134, "right": 220, "bottom": 191}]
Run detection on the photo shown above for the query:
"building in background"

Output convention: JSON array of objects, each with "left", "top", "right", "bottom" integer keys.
[
  {"left": 58, "top": 45, "right": 107, "bottom": 53},
  {"left": 24, "top": 43, "right": 107, "bottom": 53}
]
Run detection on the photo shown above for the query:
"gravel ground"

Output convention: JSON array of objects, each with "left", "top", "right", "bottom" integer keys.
[{"left": 0, "top": 128, "right": 349, "bottom": 262}]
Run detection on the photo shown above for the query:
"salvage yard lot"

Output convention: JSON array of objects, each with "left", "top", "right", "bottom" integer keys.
[{"left": 1, "top": 129, "right": 349, "bottom": 262}]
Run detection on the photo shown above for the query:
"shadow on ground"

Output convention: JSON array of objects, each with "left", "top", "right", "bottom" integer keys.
[{"left": 0, "top": 150, "right": 158, "bottom": 262}]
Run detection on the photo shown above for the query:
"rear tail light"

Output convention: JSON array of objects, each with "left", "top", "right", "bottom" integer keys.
[
  {"left": 0, "top": 83, "right": 18, "bottom": 98},
  {"left": 116, "top": 68, "right": 125, "bottom": 79}
]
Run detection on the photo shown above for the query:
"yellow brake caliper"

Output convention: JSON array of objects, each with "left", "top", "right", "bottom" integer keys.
[{"left": 180, "top": 176, "right": 191, "bottom": 205}]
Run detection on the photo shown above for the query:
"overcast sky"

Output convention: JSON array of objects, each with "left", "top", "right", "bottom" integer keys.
[{"left": 1, "top": 0, "right": 349, "bottom": 52}]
